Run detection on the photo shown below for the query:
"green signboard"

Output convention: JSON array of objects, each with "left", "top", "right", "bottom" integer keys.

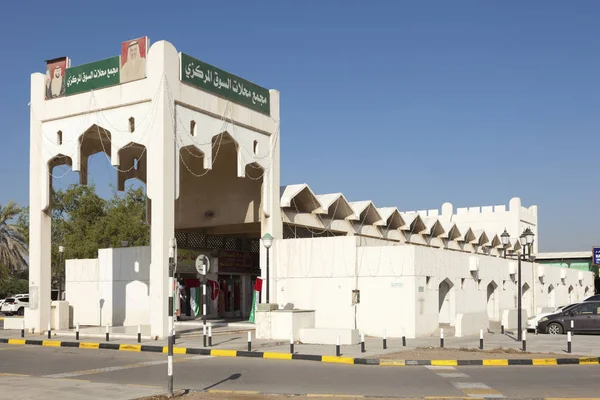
[
  {"left": 180, "top": 53, "right": 270, "bottom": 116},
  {"left": 65, "top": 56, "right": 120, "bottom": 96}
]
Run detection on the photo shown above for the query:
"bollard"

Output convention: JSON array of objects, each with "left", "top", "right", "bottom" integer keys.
[
  {"left": 137, "top": 324, "right": 141, "bottom": 343},
  {"left": 76, "top": 322, "right": 80, "bottom": 341},
  {"left": 571, "top": 320, "right": 574, "bottom": 335},
  {"left": 440, "top": 328, "right": 444, "bottom": 348},
  {"left": 247, "top": 331, "right": 252, "bottom": 352},
  {"left": 501, "top": 324, "right": 504, "bottom": 335},
  {"left": 383, "top": 330, "right": 387, "bottom": 350},
  {"left": 360, "top": 332, "right": 365, "bottom": 353},
  {"left": 106, "top": 323, "right": 109, "bottom": 342},
  {"left": 402, "top": 328, "right": 407, "bottom": 347},
  {"left": 48, "top": 321, "right": 51, "bottom": 339},
  {"left": 21, "top": 320, "right": 24, "bottom": 338},
  {"left": 290, "top": 334, "right": 294, "bottom": 354},
  {"left": 208, "top": 325, "right": 212, "bottom": 347},
  {"left": 336, "top": 334, "right": 341, "bottom": 357},
  {"left": 567, "top": 331, "right": 572, "bottom": 354},
  {"left": 203, "top": 324, "right": 207, "bottom": 347},
  {"left": 479, "top": 329, "right": 484, "bottom": 350},
  {"left": 522, "top": 329, "right": 527, "bottom": 352}
]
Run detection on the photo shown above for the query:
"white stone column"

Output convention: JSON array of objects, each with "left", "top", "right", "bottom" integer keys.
[
  {"left": 260, "top": 90, "right": 283, "bottom": 306},
  {"left": 146, "top": 41, "right": 178, "bottom": 338},
  {"left": 26, "top": 73, "right": 52, "bottom": 334}
]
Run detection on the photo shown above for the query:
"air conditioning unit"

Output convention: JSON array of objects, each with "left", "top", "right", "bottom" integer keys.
[
  {"left": 537, "top": 266, "right": 545, "bottom": 278},
  {"left": 508, "top": 262, "right": 516, "bottom": 275},
  {"left": 469, "top": 256, "right": 479, "bottom": 272}
]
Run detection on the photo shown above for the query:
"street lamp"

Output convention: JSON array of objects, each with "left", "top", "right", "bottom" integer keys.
[
  {"left": 261, "top": 233, "right": 273, "bottom": 304},
  {"left": 500, "top": 229, "right": 510, "bottom": 259},
  {"left": 58, "top": 246, "right": 65, "bottom": 301},
  {"left": 516, "top": 228, "right": 535, "bottom": 342}
]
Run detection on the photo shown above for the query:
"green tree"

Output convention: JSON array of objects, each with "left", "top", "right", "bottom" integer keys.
[
  {"left": 13, "top": 184, "right": 149, "bottom": 291},
  {"left": 0, "top": 201, "right": 28, "bottom": 276},
  {"left": 97, "top": 187, "right": 150, "bottom": 248}
]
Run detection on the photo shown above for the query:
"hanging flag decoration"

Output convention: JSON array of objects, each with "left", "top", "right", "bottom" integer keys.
[
  {"left": 190, "top": 287, "right": 200, "bottom": 317},
  {"left": 249, "top": 278, "right": 263, "bottom": 323}
]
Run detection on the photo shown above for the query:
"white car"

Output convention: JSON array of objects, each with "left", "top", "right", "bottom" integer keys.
[{"left": 0, "top": 297, "right": 28, "bottom": 316}]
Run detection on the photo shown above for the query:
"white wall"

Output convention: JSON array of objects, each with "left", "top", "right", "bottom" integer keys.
[
  {"left": 66, "top": 246, "right": 151, "bottom": 327},
  {"left": 275, "top": 237, "right": 593, "bottom": 338},
  {"left": 66, "top": 258, "right": 100, "bottom": 326}
]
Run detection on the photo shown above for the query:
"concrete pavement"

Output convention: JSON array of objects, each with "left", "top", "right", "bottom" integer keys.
[{"left": 2, "top": 343, "right": 600, "bottom": 399}]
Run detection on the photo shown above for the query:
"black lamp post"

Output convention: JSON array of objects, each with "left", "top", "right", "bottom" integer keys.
[
  {"left": 501, "top": 227, "right": 535, "bottom": 342},
  {"left": 261, "top": 233, "right": 273, "bottom": 304},
  {"left": 500, "top": 229, "right": 510, "bottom": 259},
  {"left": 519, "top": 228, "right": 535, "bottom": 341}
]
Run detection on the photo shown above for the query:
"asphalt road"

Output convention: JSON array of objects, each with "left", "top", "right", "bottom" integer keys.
[{"left": 1, "top": 343, "right": 600, "bottom": 399}]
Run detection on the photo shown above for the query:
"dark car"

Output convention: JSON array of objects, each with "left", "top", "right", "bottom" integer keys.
[
  {"left": 584, "top": 294, "right": 600, "bottom": 302},
  {"left": 537, "top": 301, "right": 600, "bottom": 334}
]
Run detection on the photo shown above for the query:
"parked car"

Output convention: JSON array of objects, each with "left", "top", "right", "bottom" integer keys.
[
  {"left": 0, "top": 297, "right": 29, "bottom": 316},
  {"left": 584, "top": 294, "right": 600, "bottom": 302},
  {"left": 537, "top": 301, "right": 600, "bottom": 334},
  {"left": 526, "top": 304, "right": 579, "bottom": 331}
]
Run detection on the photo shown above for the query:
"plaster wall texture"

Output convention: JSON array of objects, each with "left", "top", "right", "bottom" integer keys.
[
  {"left": 66, "top": 247, "right": 151, "bottom": 327},
  {"left": 274, "top": 237, "right": 593, "bottom": 338}
]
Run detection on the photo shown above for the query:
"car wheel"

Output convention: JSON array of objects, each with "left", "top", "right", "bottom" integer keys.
[
  {"left": 547, "top": 322, "right": 563, "bottom": 335},
  {"left": 17, "top": 308, "right": 24, "bottom": 316}
]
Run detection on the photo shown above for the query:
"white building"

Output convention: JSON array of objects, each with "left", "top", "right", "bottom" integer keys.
[{"left": 28, "top": 38, "right": 592, "bottom": 339}]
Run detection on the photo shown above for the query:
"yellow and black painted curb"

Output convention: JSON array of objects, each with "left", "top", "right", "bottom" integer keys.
[{"left": 1, "top": 337, "right": 599, "bottom": 367}]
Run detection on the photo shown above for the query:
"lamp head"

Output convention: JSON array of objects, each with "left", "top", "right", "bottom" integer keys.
[
  {"left": 525, "top": 227, "right": 534, "bottom": 245},
  {"left": 500, "top": 229, "right": 510, "bottom": 246},
  {"left": 519, "top": 231, "right": 527, "bottom": 247},
  {"left": 262, "top": 233, "right": 273, "bottom": 249}
]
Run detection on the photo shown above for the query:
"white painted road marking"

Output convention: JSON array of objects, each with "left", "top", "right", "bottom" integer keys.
[{"left": 42, "top": 355, "right": 211, "bottom": 379}]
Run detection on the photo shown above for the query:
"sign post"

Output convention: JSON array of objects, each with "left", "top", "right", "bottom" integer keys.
[{"left": 195, "top": 255, "right": 210, "bottom": 346}]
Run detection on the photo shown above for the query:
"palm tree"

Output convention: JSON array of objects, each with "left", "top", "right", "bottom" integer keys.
[{"left": 0, "top": 201, "right": 28, "bottom": 274}]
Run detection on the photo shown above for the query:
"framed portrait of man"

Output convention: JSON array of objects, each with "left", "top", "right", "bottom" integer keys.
[
  {"left": 45, "top": 57, "right": 70, "bottom": 100},
  {"left": 120, "top": 36, "right": 149, "bottom": 84}
]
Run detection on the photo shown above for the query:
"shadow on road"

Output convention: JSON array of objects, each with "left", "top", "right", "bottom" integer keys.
[
  {"left": 213, "top": 337, "right": 242, "bottom": 346},
  {"left": 203, "top": 373, "right": 241, "bottom": 390}
]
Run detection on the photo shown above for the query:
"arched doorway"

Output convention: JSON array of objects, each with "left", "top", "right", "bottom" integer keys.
[
  {"left": 487, "top": 281, "right": 499, "bottom": 321},
  {"left": 439, "top": 278, "right": 454, "bottom": 325},
  {"left": 568, "top": 285, "right": 574, "bottom": 303},
  {"left": 547, "top": 284, "right": 555, "bottom": 308}
]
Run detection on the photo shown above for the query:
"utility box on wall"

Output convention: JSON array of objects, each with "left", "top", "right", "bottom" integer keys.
[{"left": 352, "top": 290, "right": 360, "bottom": 305}]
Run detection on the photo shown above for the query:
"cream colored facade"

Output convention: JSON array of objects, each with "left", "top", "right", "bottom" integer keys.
[{"left": 28, "top": 40, "right": 281, "bottom": 338}]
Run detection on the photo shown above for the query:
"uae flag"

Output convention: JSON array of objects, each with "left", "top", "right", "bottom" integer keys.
[{"left": 190, "top": 287, "right": 200, "bottom": 317}]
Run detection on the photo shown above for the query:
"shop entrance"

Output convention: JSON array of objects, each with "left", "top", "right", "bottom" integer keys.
[{"left": 173, "top": 234, "right": 261, "bottom": 321}]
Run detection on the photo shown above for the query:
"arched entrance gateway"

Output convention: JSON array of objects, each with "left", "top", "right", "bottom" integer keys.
[{"left": 27, "top": 39, "right": 281, "bottom": 337}]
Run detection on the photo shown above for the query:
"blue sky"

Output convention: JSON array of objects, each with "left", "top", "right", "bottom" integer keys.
[{"left": 0, "top": 1, "right": 598, "bottom": 252}]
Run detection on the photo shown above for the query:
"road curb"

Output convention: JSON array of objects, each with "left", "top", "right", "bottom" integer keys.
[
  {"left": 176, "top": 389, "right": 600, "bottom": 399},
  {"left": 1, "top": 337, "right": 599, "bottom": 367}
]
